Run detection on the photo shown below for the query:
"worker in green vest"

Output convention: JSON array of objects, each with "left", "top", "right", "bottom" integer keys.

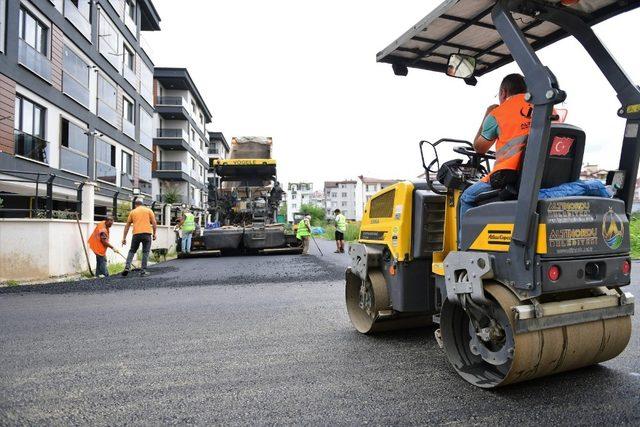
[
  {"left": 334, "top": 209, "right": 347, "bottom": 253},
  {"left": 175, "top": 208, "right": 196, "bottom": 255},
  {"left": 296, "top": 214, "right": 312, "bottom": 255}
]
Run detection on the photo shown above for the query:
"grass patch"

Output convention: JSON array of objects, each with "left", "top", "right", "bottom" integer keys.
[
  {"left": 108, "top": 262, "right": 126, "bottom": 275},
  {"left": 4, "top": 280, "right": 21, "bottom": 287},
  {"left": 630, "top": 215, "right": 640, "bottom": 259},
  {"left": 321, "top": 222, "right": 360, "bottom": 242}
]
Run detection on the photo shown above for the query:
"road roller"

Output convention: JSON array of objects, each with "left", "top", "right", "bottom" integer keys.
[{"left": 346, "top": 0, "right": 639, "bottom": 388}]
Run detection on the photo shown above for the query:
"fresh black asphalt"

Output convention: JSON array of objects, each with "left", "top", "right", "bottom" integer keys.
[{"left": 1, "top": 240, "right": 639, "bottom": 425}]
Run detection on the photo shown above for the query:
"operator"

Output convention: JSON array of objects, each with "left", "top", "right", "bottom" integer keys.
[
  {"left": 175, "top": 208, "right": 196, "bottom": 255},
  {"left": 459, "top": 73, "right": 531, "bottom": 220},
  {"left": 334, "top": 209, "right": 347, "bottom": 254},
  {"left": 122, "top": 198, "right": 157, "bottom": 277}
]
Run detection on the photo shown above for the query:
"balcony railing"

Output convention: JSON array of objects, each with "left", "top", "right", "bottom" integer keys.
[
  {"left": 62, "top": 73, "right": 90, "bottom": 108},
  {"left": 208, "top": 147, "right": 220, "bottom": 155},
  {"left": 156, "top": 96, "right": 186, "bottom": 107},
  {"left": 97, "top": 100, "right": 118, "bottom": 126},
  {"left": 139, "top": 180, "right": 152, "bottom": 195},
  {"left": 18, "top": 39, "right": 52, "bottom": 82},
  {"left": 156, "top": 128, "right": 184, "bottom": 138},
  {"left": 14, "top": 130, "right": 49, "bottom": 164},
  {"left": 64, "top": 0, "right": 91, "bottom": 40},
  {"left": 156, "top": 162, "right": 188, "bottom": 172},
  {"left": 120, "top": 173, "right": 134, "bottom": 189},
  {"left": 60, "top": 146, "right": 88, "bottom": 176},
  {"left": 96, "top": 161, "right": 117, "bottom": 184},
  {"left": 122, "top": 119, "right": 135, "bottom": 139},
  {"left": 123, "top": 65, "right": 138, "bottom": 88}
]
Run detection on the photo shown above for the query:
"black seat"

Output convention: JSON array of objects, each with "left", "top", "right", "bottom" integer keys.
[{"left": 474, "top": 123, "right": 586, "bottom": 204}]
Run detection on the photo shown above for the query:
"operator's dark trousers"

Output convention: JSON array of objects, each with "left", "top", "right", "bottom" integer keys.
[{"left": 126, "top": 233, "right": 152, "bottom": 270}]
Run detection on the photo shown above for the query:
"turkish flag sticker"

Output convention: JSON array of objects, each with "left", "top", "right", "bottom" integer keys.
[{"left": 550, "top": 136, "right": 574, "bottom": 156}]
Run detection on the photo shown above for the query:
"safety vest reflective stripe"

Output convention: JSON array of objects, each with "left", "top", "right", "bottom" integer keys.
[
  {"left": 183, "top": 213, "right": 196, "bottom": 232},
  {"left": 495, "top": 134, "right": 527, "bottom": 161}
]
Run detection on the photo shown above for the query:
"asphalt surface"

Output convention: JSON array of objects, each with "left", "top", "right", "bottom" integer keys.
[{"left": 1, "top": 239, "right": 639, "bottom": 425}]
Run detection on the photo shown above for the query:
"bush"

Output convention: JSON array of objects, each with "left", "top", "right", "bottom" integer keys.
[
  {"left": 300, "top": 204, "right": 326, "bottom": 226},
  {"left": 630, "top": 214, "right": 640, "bottom": 258},
  {"left": 116, "top": 202, "right": 131, "bottom": 223},
  {"left": 322, "top": 221, "right": 360, "bottom": 242}
]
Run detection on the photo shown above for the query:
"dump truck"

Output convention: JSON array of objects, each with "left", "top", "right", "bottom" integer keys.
[
  {"left": 345, "top": 0, "right": 637, "bottom": 388},
  {"left": 179, "top": 137, "right": 301, "bottom": 256}
]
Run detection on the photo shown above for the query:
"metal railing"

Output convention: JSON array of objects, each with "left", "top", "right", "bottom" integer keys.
[
  {"left": 14, "top": 130, "right": 49, "bottom": 164},
  {"left": 63, "top": 0, "right": 91, "bottom": 39},
  {"left": 156, "top": 161, "right": 188, "bottom": 172},
  {"left": 156, "top": 96, "right": 186, "bottom": 106},
  {"left": 156, "top": 128, "right": 184, "bottom": 138}
]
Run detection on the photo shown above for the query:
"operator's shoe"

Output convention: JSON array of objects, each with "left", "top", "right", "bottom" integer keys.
[
  {"left": 121, "top": 268, "right": 130, "bottom": 277},
  {"left": 334, "top": 250, "right": 341, "bottom": 254},
  {"left": 140, "top": 270, "right": 150, "bottom": 277}
]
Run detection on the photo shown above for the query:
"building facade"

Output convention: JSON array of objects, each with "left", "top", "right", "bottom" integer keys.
[
  {"left": 324, "top": 180, "right": 357, "bottom": 220},
  {"left": 152, "top": 67, "right": 211, "bottom": 209},
  {"left": 355, "top": 176, "right": 400, "bottom": 220},
  {"left": 0, "top": 0, "right": 161, "bottom": 217},
  {"left": 206, "top": 131, "right": 229, "bottom": 191},
  {"left": 286, "top": 181, "right": 314, "bottom": 222}
]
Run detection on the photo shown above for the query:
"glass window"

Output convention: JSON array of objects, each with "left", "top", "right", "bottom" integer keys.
[
  {"left": 139, "top": 156, "right": 152, "bottom": 182},
  {"left": 123, "top": 44, "right": 134, "bottom": 71},
  {"left": 19, "top": 7, "right": 48, "bottom": 55},
  {"left": 123, "top": 97, "right": 134, "bottom": 123},
  {"left": 62, "top": 44, "right": 90, "bottom": 107},
  {"left": 95, "top": 138, "right": 117, "bottom": 183},
  {"left": 139, "top": 61, "right": 153, "bottom": 104},
  {"left": 139, "top": 106, "right": 153, "bottom": 150},
  {"left": 97, "top": 74, "right": 118, "bottom": 124},
  {"left": 0, "top": 0, "right": 6, "bottom": 53},
  {"left": 15, "top": 95, "right": 45, "bottom": 137},
  {"left": 125, "top": 0, "right": 135, "bottom": 20},
  {"left": 60, "top": 118, "right": 89, "bottom": 175},
  {"left": 121, "top": 151, "right": 132, "bottom": 175},
  {"left": 98, "top": 11, "right": 121, "bottom": 69}
]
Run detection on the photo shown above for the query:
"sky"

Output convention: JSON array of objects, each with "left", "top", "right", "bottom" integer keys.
[{"left": 146, "top": 0, "right": 640, "bottom": 190}]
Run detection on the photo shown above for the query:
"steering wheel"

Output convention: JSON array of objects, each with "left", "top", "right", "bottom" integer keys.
[{"left": 453, "top": 145, "right": 495, "bottom": 160}]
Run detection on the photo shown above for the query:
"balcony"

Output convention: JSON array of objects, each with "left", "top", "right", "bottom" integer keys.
[
  {"left": 154, "top": 128, "right": 191, "bottom": 152},
  {"left": 18, "top": 39, "right": 52, "bottom": 82},
  {"left": 96, "top": 162, "right": 117, "bottom": 184},
  {"left": 60, "top": 147, "right": 88, "bottom": 176},
  {"left": 64, "top": 0, "right": 91, "bottom": 40},
  {"left": 156, "top": 161, "right": 188, "bottom": 172},
  {"left": 62, "top": 73, "right": 90, "bottom": 108},
  {"left": 14, "top": 130, "right": 49, "bottom": 164},
  {"left": 125, "top": 13, "right": 137, "bottom": 38},
  {"left": 153, "top": 161, "right": 194, "bottom": 184},
  {"left": 97, "top": 100, "right": 118, "bottom": 127},
  {"left": 155, "top": 97, "right": 189, "bottom": 121},
  {"left": 123, "top": 65, "right": 138, "bottom": 88},
  {"left": 121, "top": 172, "right": 134, "bottom": 189},
  {"left": 122, "top": 119, "right": 135, "bottom": 140}
]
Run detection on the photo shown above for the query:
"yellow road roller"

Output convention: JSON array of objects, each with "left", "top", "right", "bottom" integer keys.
[{"left": 346, "top": 0, "right": 638, "bottom": 388}]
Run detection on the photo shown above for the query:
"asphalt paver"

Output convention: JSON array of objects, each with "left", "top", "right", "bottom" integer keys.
[{"left": 1, "top": 240, "right": 639, "bottom": 425}]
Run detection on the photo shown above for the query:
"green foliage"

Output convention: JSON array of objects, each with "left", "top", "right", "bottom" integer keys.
[
  {"left": 108, "top": 262, "right": 125, "bottom": 275},
  {"left": 0, "top": 197, "right": 3, "bottom": 208},
  {"left": 322, "top": 221, "right": 361, "bottom": 242},
  {"left": 4, "top": 280, "right": 20, "bottom": 287},
  {"left": 300, "top": 204, "right": 326, "bottom": 226},
  {"left": 163, "top": 187, "right": 182, "bottom": 204},
  {"left": 626, "top": 212, "right": 640, "bottom": 258},
  {"left": 116, "top": 202, "right": 131, "bottom": 223}
]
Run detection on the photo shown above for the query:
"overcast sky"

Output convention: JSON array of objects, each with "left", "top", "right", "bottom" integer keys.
[{"left": 146, "top": 1, "right": 640, "bottom": 190}]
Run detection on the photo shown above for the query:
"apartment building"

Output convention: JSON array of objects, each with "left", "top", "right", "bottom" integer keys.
[
  {"left": 286, "top": 181, "right": 314, "bottom": 222},
  {"left": 0, "top": 0, "right": 161, "bottom": 216},
  {"left": 324, "top": 180, "right": 357, "bottom": 220},
  {"left": 152, "top": 67, "right": 212, "bottom": 209},
  {"left": 355, "top": 176, "right": 400, "bottom": 220},
  {"left": 206, "top": 131, "right": 229, "bottom": 190}
]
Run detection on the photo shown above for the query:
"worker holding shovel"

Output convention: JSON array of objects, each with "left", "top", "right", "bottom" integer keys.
[
  {"left": 87, "top": 216, "right": 120, "bottom": 278},
  {"left": 296, "top": 214, "right": 312, "bottom": 255}
]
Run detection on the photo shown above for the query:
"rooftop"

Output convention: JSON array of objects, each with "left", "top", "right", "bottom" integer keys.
[
  {"left": 358, "top": 176, "right": 402, "bottom": 185},
  {"left": 208, "top": 132, "right": 230, "bottom": 152},
  {"left": 140, "top": 0, "right": 161, "bottom": 31},
  {"left": 154, "top": 68, "right": 213, "bottom": 122},
  {"left": 324, "top": 180, "right": 357, "bottom": 188}
]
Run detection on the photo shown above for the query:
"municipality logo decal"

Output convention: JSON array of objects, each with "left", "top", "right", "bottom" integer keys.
[{"left": 602, "top": 208, "right": 624, "bottom": 250}]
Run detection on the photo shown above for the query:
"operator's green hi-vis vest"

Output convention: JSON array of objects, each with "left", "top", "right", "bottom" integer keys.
[
  {"left": 336, "top": 214, "right": 347, "bottom": 233},
  {"left": 297, "top": 219, "right": 310, "bottom": 238},
  {"left": 183, "top": 212, "right": 196, "bottom": 232}
]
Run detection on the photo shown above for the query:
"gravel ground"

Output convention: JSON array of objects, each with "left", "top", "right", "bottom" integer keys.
[{"left": 0, "top": 240, "right": 638, "bottom": 425}]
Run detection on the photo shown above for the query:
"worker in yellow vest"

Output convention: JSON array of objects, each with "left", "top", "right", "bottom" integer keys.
[
  {"left": 296, "top": 214, "right": 312, "bottom": 255},
  {"left": 333, "top": 209, "right": 347, "bottom": 254},
  {"left": 175, "top": 208, "right": 196, "bottom": 255}
]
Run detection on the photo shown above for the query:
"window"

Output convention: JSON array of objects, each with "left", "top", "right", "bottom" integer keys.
[
  {"left": 98, "top": 11, "right": 121, "bottom": 70},
  {"left": 121, "top": 151, "right": 133, "bottom": 188},
  {"left": 139, "top": 61, "right": 153, "bottom": 104},
  {"left": 139, "top": 107, "right": 152, "bottom": 150},
  {"left": 342, "top": 201, "right": 347, "bottom": 207},
  {"left": 123, "top": 97, "right": 134, "bottom": 123},
  {"left": 0, "top": 0, "right": 6, "bottom": 53},
  {"left": 14, "top": 95, "right": 48, "bottom": 163},
  {"left": 123, "top": 44, "right": 134, "bottom": 71},
  {"left": 342, "top": 192, "right": 347, "bottom": 197},
  {"left": 191, "top": 128, "right": 195, "bottom": 142},
  {"left": 97, "top": 74, "right": 118, "bottom": 125},
  {"left": 331, "top": 192, "right": 337, "bottom": 198},
  {"left": 191, "top": 100, "right": 196, "bottom": 114},
  {"left": 125, "top": 0, "right": 135, "bottom": 20},
  {"left": 62, "top": 44, "right": 90, "bottom": 108},
  {"left": 199, "top": 113, "right": 204, "bottom": 126},
  {"left": 65, "top": 0, "right": 91, "bottom": 39},
  {"left": 19, "top": 7, "right": 48, "bottom": 56},
  {"left": 15, "top": 95, "right": 45, "bottom": 137},
  {"left": 139, "top": 156, "right": 152, "bottom": 194},
  {"left": 191, "top": 157, "right": 195, "bottom": 171},
  {"left": 95, "top": 138, "right": 117, "bottom": 183},
  {"left": 60, "top": 118, "right": 89, "bottom": 175}
]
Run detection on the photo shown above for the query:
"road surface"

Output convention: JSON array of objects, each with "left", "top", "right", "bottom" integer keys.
[{"left": 1, "top": 240, "right": 639, "bottom": 425}]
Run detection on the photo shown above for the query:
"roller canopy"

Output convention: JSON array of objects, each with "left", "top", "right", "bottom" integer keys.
[
  {"left": 376, "top": 0, "right": 640, "bottom": 77},
  {"left": 213, "top": 159, "right": 277, "bottom": 182}
]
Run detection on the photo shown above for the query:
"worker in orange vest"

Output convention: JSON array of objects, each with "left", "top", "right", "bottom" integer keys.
[
  {"left": 459, "top": 73, "right": 532, "bottom": 221},
  {"left": 88, "top": 216, "right": 119, "bottom": 278}
]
